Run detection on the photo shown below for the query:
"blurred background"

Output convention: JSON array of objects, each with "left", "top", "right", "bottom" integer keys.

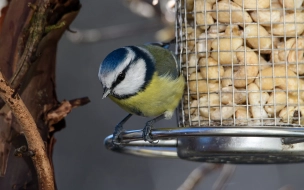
[{"left": 53, "top": 0, "right": 304, "bottom": 189}]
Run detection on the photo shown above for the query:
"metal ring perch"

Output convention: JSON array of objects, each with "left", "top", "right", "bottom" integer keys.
[{"left": 104, "top": 126, "right": 304, "bottom": 163}]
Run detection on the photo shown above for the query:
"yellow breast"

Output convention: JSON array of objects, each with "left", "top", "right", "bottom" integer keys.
[{"left": 109, "top": 73, "right": 185, "bottom": 117}]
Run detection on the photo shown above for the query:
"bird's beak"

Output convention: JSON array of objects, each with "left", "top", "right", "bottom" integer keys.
[{"left": 102, "top": 88, "right": 111, "bottom": 99}]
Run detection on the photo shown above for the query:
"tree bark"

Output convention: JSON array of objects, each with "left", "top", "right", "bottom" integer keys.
[{"left": 0, "top": 0, "right": 83, "bottom": 189}]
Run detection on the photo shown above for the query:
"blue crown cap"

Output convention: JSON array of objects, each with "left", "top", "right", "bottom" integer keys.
[{"left": 99, "top": 48, "right": 128, "bottom": 74}]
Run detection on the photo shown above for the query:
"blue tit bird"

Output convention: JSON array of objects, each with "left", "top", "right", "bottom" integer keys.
[{"left": 98, "top": 43, "right": 185, "bottom": 144}]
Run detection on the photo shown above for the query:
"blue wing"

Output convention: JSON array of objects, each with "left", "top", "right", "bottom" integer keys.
[{"left": 145, "top": 38, "right": 176, "bottom": 49}]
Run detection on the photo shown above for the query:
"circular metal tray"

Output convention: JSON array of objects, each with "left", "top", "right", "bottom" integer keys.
[{"left": 104, "top": 127, "right": 304, "bottom": 164}]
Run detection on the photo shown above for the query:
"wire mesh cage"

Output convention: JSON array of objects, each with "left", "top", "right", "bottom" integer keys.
[
  {"left": 175, "top": 0, "right": 304, "bottom": 163},
  {"left": 176, "top": 0, "right": 304, "bottom": 127},
  {"left": 105, "top": 0, "right": 304, "bottom": 163}
]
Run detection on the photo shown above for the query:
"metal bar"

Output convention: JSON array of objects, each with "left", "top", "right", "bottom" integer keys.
[
  {"left": 104, "top": 127, "right": 304, "bottom": 159},
  {"left": 104, "top": 126, "right": 304, "bottom": 144},
  {"left": 104, "top": 138, "right": 178, "bottom": 158},
  {"left": 282, "top": 137, "right": 304, "bottom": 145}
]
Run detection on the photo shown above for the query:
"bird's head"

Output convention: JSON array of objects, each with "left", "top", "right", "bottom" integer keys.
[{"left": 98, "top": 46, "right": 155, "bottom": 99}]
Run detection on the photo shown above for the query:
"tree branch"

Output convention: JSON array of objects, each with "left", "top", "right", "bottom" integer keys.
[
  {"left": 278, "top": 185, "right": 294, "bottom": 190},
  {"left": 178, "top": 164, "right": 236, "bottom": 190},
  {"left": 46, "top": 97, "right": 90, "bottom": 129},
  {"left": 0, "top": 0, "right": 50, "bottom": 110},
  {"left": 212, "top": 165, "right": 236, "bottom": 190},
  {"left": 177, "top": 164, "right": 222, "bottom": 190},
  {"left": 0, "top": 0, "right": 81, "bottom": 188},
  {"left": 66, "top": 21, "right": 162, "bottom": 44},
  {"left": 0, "top": 72, "right": 54, "bottom": 189},
  {"left": 9, "top": 0, "right": 49, "bottom": 90}
]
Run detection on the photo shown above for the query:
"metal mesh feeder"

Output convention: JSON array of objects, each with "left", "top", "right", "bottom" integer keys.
[{"left": 104, "top": 0, "right": 304, "bottom": 163}]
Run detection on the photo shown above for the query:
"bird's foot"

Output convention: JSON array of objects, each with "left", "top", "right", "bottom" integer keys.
[
  {"left": 142, "top": 122, "right": 159, "bottom": 144},
  {"left": 111, "top": 114, "right": 133, "bottom": 147},
  {"left": 112, "top": 125, "right": 124, "bottom": 146}
]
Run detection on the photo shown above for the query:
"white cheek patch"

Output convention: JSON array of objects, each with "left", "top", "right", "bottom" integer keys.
[
  {"left": 99, "top": 47, "right": 135, "bottom": 88},
  {"left": 114, "top": 58, "right": 147, "bottom": 96}
]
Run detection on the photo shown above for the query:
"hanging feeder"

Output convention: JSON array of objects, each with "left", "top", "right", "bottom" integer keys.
[{"left": 104, "top": 0, "right": 304, "bottom": 163}]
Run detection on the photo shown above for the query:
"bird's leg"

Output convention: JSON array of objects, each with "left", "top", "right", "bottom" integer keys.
[
  {"left": 142, "top": 114, "right": 165, "bottom": 143},
  {"left": 112, "top": 114, "right": 132, "bottom": 145}
]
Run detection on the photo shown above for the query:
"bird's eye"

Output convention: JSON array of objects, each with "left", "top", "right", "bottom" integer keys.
[{"left": 117, "top": 72, "right": 125, "bottom": 81}]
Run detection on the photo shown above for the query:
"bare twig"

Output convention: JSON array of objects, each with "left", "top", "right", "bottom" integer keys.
[
  {"left": 46, "top": 97, "right": 90, "bottom": 128},
  {"left": 66, "top": 21, "right": 162, "bottom": 44},
  {"left": 0, "top": 72, "right": 54, "bottom": 189},
  {"left": 177, "top": 164, "right": 222, "bottom": 190},
  {"left": 69, "top": 97, "right": 90, "bottom": 107},
  {"left": 278, "top": 185, "right": 294, "bottom": 190},
  {"left": 212, "top": 165, "right": 236, "bottom": 190},
  {"left": 45, "top": 21, "right": 66, "bottom": 33}
]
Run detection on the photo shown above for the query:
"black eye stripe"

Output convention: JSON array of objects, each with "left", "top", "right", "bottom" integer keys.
[
  {"left": 117, "top": 72, "right": 125, "bottom": 81},
  {"left": 111, "top": 63, "right": 132, "bottom": 89},
  {"left": 110, "top": 46, "right": 155, "bottom": 99}
]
